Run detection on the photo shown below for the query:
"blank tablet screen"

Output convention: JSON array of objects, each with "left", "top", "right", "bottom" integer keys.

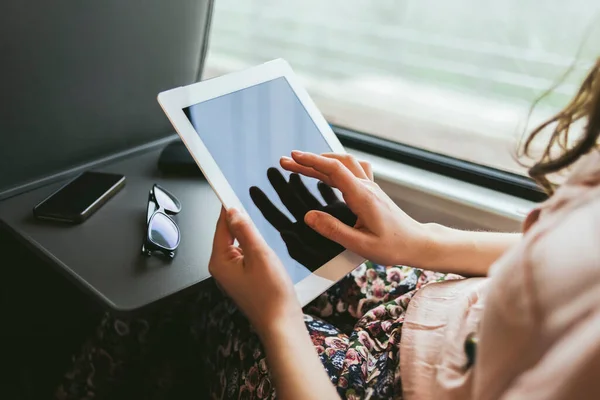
[{"left": 184, "top": 77, "right": 343, "bottom": 283}]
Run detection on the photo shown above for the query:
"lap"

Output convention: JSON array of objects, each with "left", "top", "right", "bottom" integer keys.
[
  {"left": 305, "top": 262, "right": 448, "bottom": 331},
  {"left": 198, "top": 262, "right": 459, "bottom": 399},
  {"left": 55, "top": 263, "right": 460, "bottom": 399},
  {"left": 55, "top": 293, "right": 204, "bottom": 399}
]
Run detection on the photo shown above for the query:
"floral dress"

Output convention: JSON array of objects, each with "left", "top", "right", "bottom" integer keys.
[{"left": 55, "top": 262, "right": 460, "bottom": 400}]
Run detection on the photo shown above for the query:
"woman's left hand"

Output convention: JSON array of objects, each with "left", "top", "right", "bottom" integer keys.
[{"left": 209, "top": 207, "right": 303, "bottom": 339}]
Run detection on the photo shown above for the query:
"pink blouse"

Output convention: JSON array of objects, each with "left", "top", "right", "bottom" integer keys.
[{"left": 400, "top": 150, "right": 600, "bottom": 400}]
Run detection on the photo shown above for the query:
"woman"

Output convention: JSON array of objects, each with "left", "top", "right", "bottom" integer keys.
[{"left": 57, "top": 58, "right": 600, "bottom": 400}]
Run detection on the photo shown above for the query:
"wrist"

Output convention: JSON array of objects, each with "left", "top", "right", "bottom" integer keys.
[
  {"left": 418, "top": 223, "right": 456, "bottom": 271},
  {"left": 418, "top": 223, "right": 516, "bottom": 276},
  {"left": 257, "top": 308, "right": 306, "bottom": 345}
]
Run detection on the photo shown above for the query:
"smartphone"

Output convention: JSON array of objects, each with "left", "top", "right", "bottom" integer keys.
[{"left": 33, "top": 172, "right": 126, "bottom": 223}]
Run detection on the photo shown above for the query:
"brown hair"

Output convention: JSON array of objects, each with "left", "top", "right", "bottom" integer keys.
[{"left": 521, "top": 58, "right": 600, "bottom": 194}]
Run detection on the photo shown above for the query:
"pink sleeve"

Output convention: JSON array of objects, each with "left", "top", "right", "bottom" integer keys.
[
  {"left": 500, "top": 184, "right": 600, "bottom": 400},
  {"left": 500, "top": 309, "right": 600, "bottom": 400}
]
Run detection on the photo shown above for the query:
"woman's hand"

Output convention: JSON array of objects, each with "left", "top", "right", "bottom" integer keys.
[
  {"left": 210, "top": 207, "right": 340, "bottom": 399},
  {"left": 280, "top": 151, "right": 434, "bottom": 267},
  {"left": 209, "top": 207, "right": 303, "bottom": 339}
]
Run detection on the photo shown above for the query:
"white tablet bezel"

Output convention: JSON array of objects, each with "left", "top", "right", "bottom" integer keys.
[{"left": 158, "top": 58, "right": 365, "bottom": 306}]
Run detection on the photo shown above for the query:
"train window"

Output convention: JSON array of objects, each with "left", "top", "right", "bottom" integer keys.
[{"left": 204, "top": 0, "right": 600, "bottom": 176}]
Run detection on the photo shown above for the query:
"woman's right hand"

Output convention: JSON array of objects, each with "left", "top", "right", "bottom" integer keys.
[{"left": 280, "top": 151, "right": 435, "bottom": 267}]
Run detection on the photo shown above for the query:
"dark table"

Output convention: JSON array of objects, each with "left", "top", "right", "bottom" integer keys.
[{"left": 0, "top": 144, "right": 221, "bottom": 313}]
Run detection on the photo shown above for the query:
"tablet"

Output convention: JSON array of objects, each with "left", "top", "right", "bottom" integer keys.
[{"left": 158, "top": 58, "right": 365, "bottom": 306}]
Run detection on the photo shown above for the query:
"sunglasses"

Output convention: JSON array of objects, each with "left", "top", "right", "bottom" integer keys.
[{"left": 142, "top": 184, "right": 181, "bottom": 258}]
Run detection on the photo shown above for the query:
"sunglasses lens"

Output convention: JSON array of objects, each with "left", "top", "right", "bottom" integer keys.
[
  {"left": 154, "top": 186, "right": 181, "bottom": 213},
  {"left": 148, "top": 213, "right": 180, "bottom": 250}
]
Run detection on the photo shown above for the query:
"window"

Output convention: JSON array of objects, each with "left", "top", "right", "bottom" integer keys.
[{"left": 204, "top": 0, "right": 600, "bottom": 175}]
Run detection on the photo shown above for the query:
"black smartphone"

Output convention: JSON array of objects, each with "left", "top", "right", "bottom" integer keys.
[{"left": 33, "top": 171, "right": 126, "bottom": 223}]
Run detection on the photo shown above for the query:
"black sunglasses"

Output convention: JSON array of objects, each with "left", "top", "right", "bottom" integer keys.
[{"left": 142, "top": 184, "right": 182, "bottom": 258}]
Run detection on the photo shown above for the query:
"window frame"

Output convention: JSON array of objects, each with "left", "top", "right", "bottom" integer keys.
[{"left": 333, "top": 125, "right": 548, "bottom": 202}]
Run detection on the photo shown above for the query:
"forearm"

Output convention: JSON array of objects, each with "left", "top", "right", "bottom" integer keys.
[
  {"left": 259, "top": 315, "right": 339, "bottom": 400},
  {"left": 421, "top": 223, "right": 521, "bottom": 277}
]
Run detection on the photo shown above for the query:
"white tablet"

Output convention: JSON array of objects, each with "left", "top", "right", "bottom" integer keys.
[{"left": 158, "top": 58, "right": 365, "bottom": 306}]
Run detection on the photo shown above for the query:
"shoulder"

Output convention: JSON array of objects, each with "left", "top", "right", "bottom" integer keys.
[
  {"left": 525, "top": 186, "right": 600, "bottom": 328},
  {"left": 472, "top": 153, "right": 600, "bottom": 398},
  {"left": 490, "top": 193, "right": 600, "bottom": 398},
  {"left": 524, "top": 149, "right": 600, "bottom": 232},
  {"left": 523, "top": 148, "right": 600, "bottom": 307}
]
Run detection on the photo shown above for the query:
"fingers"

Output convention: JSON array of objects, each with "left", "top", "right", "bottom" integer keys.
[
  {"left": 289, "top": 151, "right": 363, "bottom": 198},
  {"left": 283, "top": 153, "right": 373, "bottom": 182},
  {"left": 267, "top": 168, "right": 307, "bottom": 222},
  {"left": 304, "top": 210, "right": 368, "bottom": 254},
  {"left": 317, "top": 181, "right": 340, "bottom": 204},
  {"left": 322, "top": 153, "right": 368, "bottom": 179},
  {"left": 280, "top": 156, "right": 329, "bottom": 183},
  {"left": 226, "top": 208, "right": 267, "bottom": 252},
  {"left": 249, "top": 186, "right": 293, "bottom": 232},
  {"left": 359, "top": 161, "right": 374, "bottom": 181},
  {"left": 289, "top": 173, "right": 323, "bottom": 210},
  {"left": 212, "top": 207, "right": 234, "bottom": 254}
]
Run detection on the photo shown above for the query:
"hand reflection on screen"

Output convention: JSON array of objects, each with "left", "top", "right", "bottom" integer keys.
[{"left": 250, "top": 167, "right": 357, "bottom": 272}]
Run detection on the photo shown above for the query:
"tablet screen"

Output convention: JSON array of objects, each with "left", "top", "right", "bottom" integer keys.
[{"left": 184, "top": 77, "right": 348, "bottom": 283}]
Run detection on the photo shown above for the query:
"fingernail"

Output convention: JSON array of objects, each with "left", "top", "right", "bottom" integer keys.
[
  {"left": 291, "top": 150, "right": 304, "bottom": 157},
  {"left": 280, "top": 156, "right": 292, "bottom": 162}
]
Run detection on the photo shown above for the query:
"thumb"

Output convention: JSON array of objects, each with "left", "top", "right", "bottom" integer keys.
[
  {"left": 304, "top": 210, "right": 366, "bottom": 253},
  {"left": 226, "top": 208, "right": 267, "bottom": 251},
  {"left": 212, "top": 207, "right": 234, "bottom": 254}
]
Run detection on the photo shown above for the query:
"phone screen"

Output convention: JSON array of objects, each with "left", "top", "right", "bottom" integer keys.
[{"left": 34, "top": 172, "right": 125, "bottom": 220}]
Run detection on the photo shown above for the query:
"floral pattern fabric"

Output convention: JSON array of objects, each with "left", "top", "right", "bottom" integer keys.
[{"left": 56, "top": 262, "right": 460, "bottom": 399}]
